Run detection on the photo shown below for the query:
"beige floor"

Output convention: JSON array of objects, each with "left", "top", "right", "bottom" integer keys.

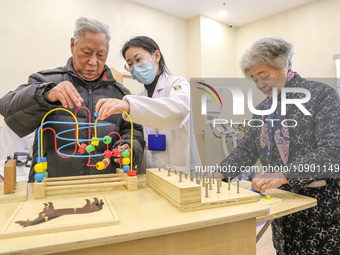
[{"left": 257, "top": 224, "right": 276, "bottom": 255}]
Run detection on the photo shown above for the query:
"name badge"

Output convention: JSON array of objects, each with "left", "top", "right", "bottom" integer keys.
[{"left": 148, "top": 134, "right": 166, "bottom": 151}]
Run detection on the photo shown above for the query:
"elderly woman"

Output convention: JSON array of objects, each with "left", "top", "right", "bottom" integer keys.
[{"left": 219, "top": 37, "right": 340, "bottom": 254}]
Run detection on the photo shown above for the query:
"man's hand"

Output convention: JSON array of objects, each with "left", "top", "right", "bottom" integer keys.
[
  {"left": 251, "top": 172, "right": 288, "bottom": 193},
  {"left": 95, "top": 98, "right": 130, "bottom": 120},
  {"left": 43, "top": 81, "right": 83, "bottom": 108},
  {"left": 114, "top": 143, "right": 131, "bottom": 163}
]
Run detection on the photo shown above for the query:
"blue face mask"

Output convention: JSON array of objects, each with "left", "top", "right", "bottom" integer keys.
[{"left": 130, "top": 57, "right": 158, "bottom": 85}]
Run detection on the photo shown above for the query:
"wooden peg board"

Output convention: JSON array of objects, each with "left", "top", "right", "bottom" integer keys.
[
  {"left": 146, "top": 168, "right": 260, "bottom": 212},
  {"left": 34, "top": 168, "right": 137, "bottom": 199},
  {"left": 0, "top": 195, "right": 119, "bottom": 239},
  {"left": 0, "top": 181, "right": 28, "bottom": 204}
]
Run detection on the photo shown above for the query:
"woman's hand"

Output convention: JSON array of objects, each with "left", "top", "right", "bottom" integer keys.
[
  {"left": 251, "top": 172, "right": 288, "bottom": 193},
  {"left": 95, "top": 98, "right": 130, "bottom": 120}
]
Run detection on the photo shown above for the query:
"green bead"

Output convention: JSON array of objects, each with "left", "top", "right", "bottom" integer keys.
[
  {"left": 103, "top": 135, "right": 112, "bottom": 144},
  {"left": 121, "top": 150, "right": 130, "bottom": 158},
  {"left": 86, "top": 144, "right": 95, "bottom": 153}
]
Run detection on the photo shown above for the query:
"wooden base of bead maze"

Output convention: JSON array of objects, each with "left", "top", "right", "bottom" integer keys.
[
  {"left": 146, "top": 168, "right": 260, "bottom": 212},
  {"left": 34, "top": 168, "right": 137, "bottom": 199}
]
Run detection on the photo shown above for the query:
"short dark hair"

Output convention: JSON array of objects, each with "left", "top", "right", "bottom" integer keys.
[{"left": 121, "top": 36, "right": 171, "bottom": 75}]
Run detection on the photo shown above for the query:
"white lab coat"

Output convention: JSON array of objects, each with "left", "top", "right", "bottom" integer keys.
[
  {"left": 123, "top": 73, "right": 201, "bottom": 174},
  {"left": 0, "top": 122, "right": 34, "bottom": 161}
]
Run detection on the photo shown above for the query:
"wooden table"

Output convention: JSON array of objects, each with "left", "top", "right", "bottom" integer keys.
[
  {"left": 0, "top": 176, "right": 316, "bottom": 255},
  {"left": 237, "top": 181, "right": 317, "bottom": 243}
]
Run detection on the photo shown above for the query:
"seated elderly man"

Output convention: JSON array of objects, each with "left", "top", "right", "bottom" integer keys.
[{"left": 0, "top": 17, "right": 145, "bottom": 182}]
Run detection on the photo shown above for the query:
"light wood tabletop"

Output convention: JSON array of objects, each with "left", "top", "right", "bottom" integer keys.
[
  {"left": 236, "top": 181, "right": 317, "bottom": 224},
  {"left": 0, "top": 176, "right": 316, "bottom": 255}
]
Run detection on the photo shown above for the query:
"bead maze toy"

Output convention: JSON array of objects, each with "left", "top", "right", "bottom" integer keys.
[
  {"left": 0, "top": 159, "right": 28, "bottom": 203},
  {"left": 33, "top": 107, "right": 137, "bottom": 199},
  {"left": 146, "top": 168, "right": 261, "bottom": 212}
]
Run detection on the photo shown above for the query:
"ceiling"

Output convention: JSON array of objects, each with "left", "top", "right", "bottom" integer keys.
[{"left": 130, "top": 0, "right": 315, "bottom": 27}]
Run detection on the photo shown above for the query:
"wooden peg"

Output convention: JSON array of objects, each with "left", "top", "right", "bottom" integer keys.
[
  {"left": 205, "top": 183, "right": 209, "bottom": 198},
  {"left": 237, "top": 180, "right": 240, "bottom": 193},
  {"left": 168, "top": 168, "right": 171, "bottom": 176},
  {"left": 220, "top": 178, "right": 223, "bottom": 187},
  {"left": 217, "top": 180, "right": 221, "bottom": 194},
  {"left": 44, "top": 217, "right": 48, "bottom": 222},
  {"left": 179, "top": 171, "right": 183, "bottom": 182},
  {"left": 209, "top": 178, "right": 212, "bottom": 190},
  {"left": 212, "top": 171, "right": 215, "bottom": 184},
  {"left": 174, "top": 170, "right": 177, "bottom": 175},
  {"left": 202, "top": 175, "right": 205, "bottom": 187},
  {"left": 185, "top": 173, "right": 188, "bottom": 179},
  {"left": 158, "top": 167, "right": 161, "bottom": 172},
  {"left": 228, "top": 177, "right": 231, "bottom": 190}
]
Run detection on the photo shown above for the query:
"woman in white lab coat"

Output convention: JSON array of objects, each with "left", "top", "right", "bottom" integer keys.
[{"left": 96, "top": 36, "right": 200, "bottom": 174}]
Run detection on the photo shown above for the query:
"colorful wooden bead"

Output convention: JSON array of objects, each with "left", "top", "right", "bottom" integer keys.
[
  {"left": 34, "top": 163, "right": 44, "bottom": 173},
  {"left": 122, "top": 165, "right": 130, "bottom": 172},
  {"left": 103, "top": 136, "right": 112, "bottom": 144},
  {"left": 104, "top": 150, "right": 112, "bottom": 158},
  {"left": 34, "top": 172, "right": 45, "bottom": 182},
  {"left": 78, "top": 143, "right": 87, "bottom": 154},
  {"left": 85, "top": 144, "right": 95, "bottom": 153},
  {"left": 121, "top": 150, "right": 130, "bottom": 158},
  {"left": 112, "top": 148, "right": 120, "bottom": 157},
  {"left": 91, "top": 137, "right": 99, "bottom": 146},
  {"left": 122, "top": 157, "right": 130, "bottom": 165},
  {"left": 96, "top": 158, "right": 110, "bottom": 170}
]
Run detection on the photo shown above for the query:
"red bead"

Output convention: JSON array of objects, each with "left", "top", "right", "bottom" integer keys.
[
  {"left": 104, "top": 150, "right": 112, "bottom": 158},
  {"left": 112, "top": 148, "right": 120, "bottom": 157},
  {"left": 78, "top": 143, "right": 86, "bottom": 154}
]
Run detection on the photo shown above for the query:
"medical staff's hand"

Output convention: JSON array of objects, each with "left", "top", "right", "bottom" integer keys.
[
  {"left": 43, "top": 81, "right": 83, "bottom": 108},
  {"left": 251, "top": 172, "right": 288, "bottom": 193},
  {"left": 95, "top": 98, "right": 130, "bottom": 120},
  {"left": 114, "top": 143, "right": 131, "bottom": 163}
]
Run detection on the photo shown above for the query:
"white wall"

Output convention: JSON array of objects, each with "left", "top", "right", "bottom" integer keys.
[{"left": 236, "top": 0, "right": 340, "bottom": 80}]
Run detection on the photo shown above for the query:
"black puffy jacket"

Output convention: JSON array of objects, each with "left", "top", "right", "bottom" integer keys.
[{"left": 0, "top": 58, "right": 145, "bottom": 182}]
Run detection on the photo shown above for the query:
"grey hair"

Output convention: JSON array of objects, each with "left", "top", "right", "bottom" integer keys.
[
  {"left": 73, "top": 17, "right": 111, "bottom": 45},
  {"left": 240, "top": 36, "right": 294, "bottom": 77}
]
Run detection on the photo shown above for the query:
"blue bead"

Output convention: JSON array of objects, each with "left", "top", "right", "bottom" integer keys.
[
  {"left": 34, "top": 172, "right": 45, "bottom": 182},
  {"left": 94, "top": 112, "right": 99, "bottom": 118},
  {"left": 122, "top": 165, "right": 130, "bottom": 172}
]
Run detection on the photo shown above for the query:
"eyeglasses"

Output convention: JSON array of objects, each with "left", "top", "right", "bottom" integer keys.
[{"left": 124, "top": 52, "right": 154, "bottom": 72}]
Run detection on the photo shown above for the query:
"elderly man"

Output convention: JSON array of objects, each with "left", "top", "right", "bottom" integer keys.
[{"left": 0, "top": 17, "right": 145, "bottom": 182}]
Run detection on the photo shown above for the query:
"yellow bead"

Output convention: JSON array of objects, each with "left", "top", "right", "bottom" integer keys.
[
  {"left": 96, "top": 161, "right": 105, "bottom": 170},
  {"left": 122, "top": 157, "right": 130, "bottom": 165},
  {"left": 34, "top": 163, "right": 44, "bottom": 173},
  {"left": 91, "top": 137, "right": 99, "bottom": 146}
]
